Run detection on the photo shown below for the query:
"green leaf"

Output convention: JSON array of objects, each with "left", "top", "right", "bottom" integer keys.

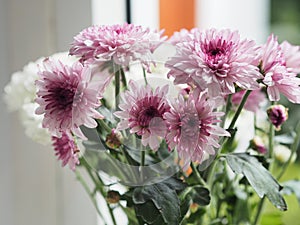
[
  {"left": 281, "top": 180, "right": 300, "bottom": 206},
  {"left": 226, "top": 153, "right": 287, "bottom": 211},
  {"left": 132, "top": 178, "right": 185, "bottom": 225},
  {"left": 191, "top": 186, "right": 211, "bottom": 206},
  {"left": 135, "top": 201, "right": 163, "bottom": 224}
]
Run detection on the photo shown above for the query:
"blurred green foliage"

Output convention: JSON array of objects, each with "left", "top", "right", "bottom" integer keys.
[
  {"left": 271, "top": 0, "right": 300, "bottom": 44},
  {"left": 271, "top": 0, "right": 300, "bottom": 158}
]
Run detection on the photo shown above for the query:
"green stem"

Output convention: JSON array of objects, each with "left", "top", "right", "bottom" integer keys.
[
  {"left": 97, "top": 119, "right": 112, "bottom": 133},
  {"left": 115, "top": 68, "right": 120, "bottom": 110},
  {"left": 143, "top": 68, "right": 148, "bottom": 85},
  {"left": 98, "top": 177, "right": 118, "bottom": 225},
  {"left": 206, "top": 159, "right": 218, "bottom": 188},
  {"left": 75, "top": 169, "right": 105, "bottom": 220},
  {"left": 277, "top": 121, "right": 300, "bottom": 180},
  {"left": 191, "top": 163, "right": 207, "bottom": 187},
  {"left": 253, "top": 196, "right": 266, "bottom": 225},
  {"left": 81, "top": 157, "right": 118, "bottom": 225},
  {"left": 140, "top": 148, "right": 146, "bottom": 181},
  {"left": 221, "top": 94, "right": 232, "bottom": 128},
  {"left": 141, "top": 148, "right": 145, "bottom": 167},
  {"left": 268, "top": 121, "right": 275, "bottom": 160},
  {"left": 120, "top": 146, "right": 138, "bottom": 183},
  {"left": 220, "top": 90, "right": 251, "bottom": 151},
  {"left": 108, "top": 203, "right": 117, "bottom": 225},
  {"left": 227, "top": 90, "right": 251, "bottom": 130},
  {"left": 120, "top": 67, "right": 128, "bottom": 90},
  {"left": 253, "top": 108, "right": 276, "bottom": 225}
]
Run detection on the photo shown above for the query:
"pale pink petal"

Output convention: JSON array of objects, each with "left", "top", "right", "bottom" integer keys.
[{"left": 114, "top": 80, "right": 170, "bottom": 151}]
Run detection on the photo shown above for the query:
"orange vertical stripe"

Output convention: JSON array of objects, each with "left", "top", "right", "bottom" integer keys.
[{"left": 159, "top": 0, "right": 195, "bottom": 36}]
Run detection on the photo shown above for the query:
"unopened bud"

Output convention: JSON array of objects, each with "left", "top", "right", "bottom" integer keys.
[
  {"left": 106, "top": 190, "right": 121, "bottom": 204},
  {"left": 105, "top": 129, "right": 122, "bottom": 149},
  {"left": 249, "top": 136, "right": 267, "bottom": 154},
  {"left": 267, "top": 105, "right": 288, "bottom": 130}
]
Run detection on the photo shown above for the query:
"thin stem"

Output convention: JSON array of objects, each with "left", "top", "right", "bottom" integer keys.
[
  {"left": 277, "top": 121, "right": 300, "bottom": 180},
  {"left": 120, "top": 67, "right": 128, "bottom": 90},
  {"left": 142, "top": 68, "right": 148, "bottom": 85},
  {"left": 268, "top": 121, "right": 275, "bottom": 160},
  {"left": 140, "top": 148, "right": 146, "bottom": 181},
  {"left": 221, "top": 94, "right": 232, "bottom": 128},
  {"left": 253, "top": 196, "right": 266, "bottom": 225},
  {"left": 141, "top": 148, "right": 145, "bottom": 167},
  {"left": 108, "top": 203, "right": 117, "bottom": 225},
  {"left": 120, "top": 146, "right": 138, "bottom": 183},
  {"left": 115, "top": 70, "right": 120, "bottom": 110},
  {"left": 81, "top": 157, "right": 118, "bottom": 225},
  {"left": 97, "top": 119, "right": 112, "bottom": 133},
  {"left": 227, "top": 90, "right": 251, "bottom": 130},
  {"left": 206, "top": 159, "right": 218, "bottom": 188},
  {"left": 75, "top": 169, "right": 105, "bottom": 220},
  {"left": 191, "top": 163, "right": 207, "bottom": 187},
  {"left": 254, "top": 107, "right": 276, "bottom": 225}
]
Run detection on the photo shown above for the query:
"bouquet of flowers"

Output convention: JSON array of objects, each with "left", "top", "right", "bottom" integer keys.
[{"left": 4, "top": 23, "right": 300, "bottom": 225}]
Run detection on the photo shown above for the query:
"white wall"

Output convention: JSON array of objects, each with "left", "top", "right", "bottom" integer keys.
[
  {"left": 131, "top": 0, "right": 159, "bottom": 29},
  {"left": 0, "top": 0, "right": 13, "bottom": 224},
  {"left": 91, "top": 0, "right": 126, "bottom": 25},
  {"left": 0, "top": 0, "right": 97, "bottom": 225},
  {"left": 91, "top": 0, "right": 159, "bottom": 30},
  {"left": 197, "top": 0, "right": 270, "bottom": 43}
]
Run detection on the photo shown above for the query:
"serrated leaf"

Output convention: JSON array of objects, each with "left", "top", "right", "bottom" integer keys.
[
  {"left": 226, "top": 153, "right": 287, "bottom": 211},
  {"left": 132, "top": 178, "right": 184, "bottom": 225},
  {"left": 281, "top": 180, "right": 300, "bottom": 206}
]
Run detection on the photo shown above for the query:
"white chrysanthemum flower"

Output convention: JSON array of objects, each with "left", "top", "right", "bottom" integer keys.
[
  {"left": 4, "top": 61, "right": 40, "bottom": 111},
  {"left": 3, "top": 52, "right": 77, "bottom": 144},
  {"left": 20, "top": 103, "right": 51, "bottom": 145}
]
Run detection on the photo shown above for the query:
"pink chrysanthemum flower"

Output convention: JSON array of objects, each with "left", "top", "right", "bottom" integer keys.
[
  {"left": 35, "top": 58, "right": 104, "bottom": 139},
  {"left": 52, "top": 132, "right": 79, "bottom": 171},
  {"left": 280, "top": 40, "right": 300, "bottom": 74},
  {"left": 231, "top": 89, "right": 266, "bottom": 113},
  {"left": 166, "top": 28, "right": 262, "bottom": 97},
  {"left": 164, "top": 90, "right": 230, "bottom": 169},
  {"left": 114, "top": 80, "right": 170, "bottom": 150},
  {"left": 69, "top": 23, "right": 166, "bottom": 71},
  {"left": 259, "top": 34, "right": 300, "bottom": 103},
  {"left": 168, "top": 28, "right": 194, "bottom": 45}
]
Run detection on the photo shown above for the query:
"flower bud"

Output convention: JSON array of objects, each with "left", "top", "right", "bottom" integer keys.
[
  {"left": 106, "top": 190, "right": 121, "bottom": 204},
  {"left": 105, "top": 129, "right": 122, "bottom": 149},
  {"left": 249, "top": 136, "right": 267, "bottom": 154},
  {"left": 267, "top": 104, "right": 288, "bottom": 130}
]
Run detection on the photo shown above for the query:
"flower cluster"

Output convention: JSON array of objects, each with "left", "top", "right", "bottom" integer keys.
[
  {"left": 70, "top": 23, "right": 166, "bottom": 71},
  {"left": 4, "top": 23, "right": 300, "bottom": 225}
]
